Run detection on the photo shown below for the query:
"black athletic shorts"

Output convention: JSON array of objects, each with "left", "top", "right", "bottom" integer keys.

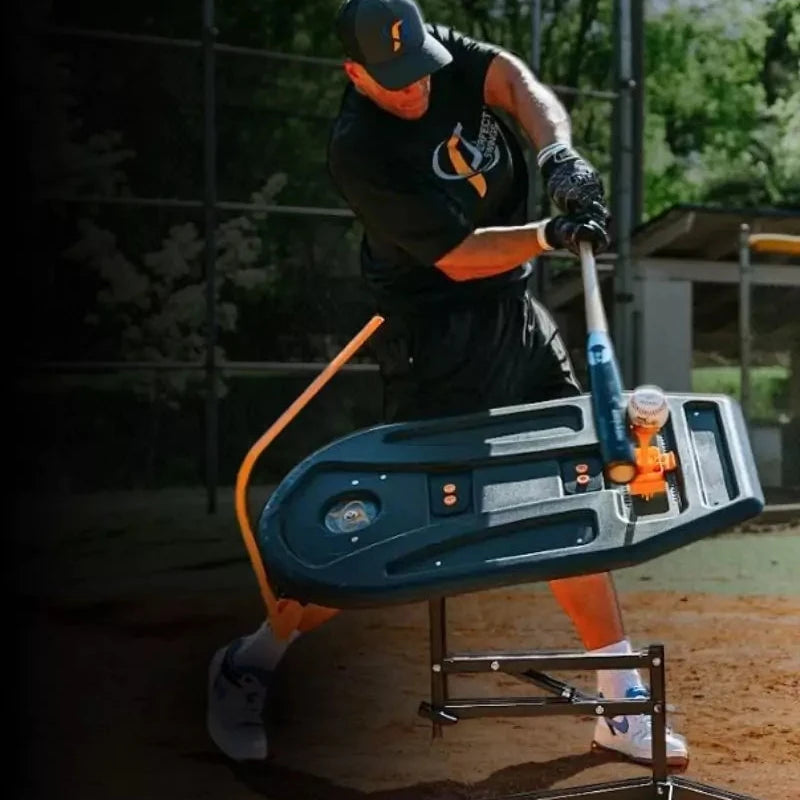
[{"left": 370, "top": 287, "right": 583, "bottom": 424}]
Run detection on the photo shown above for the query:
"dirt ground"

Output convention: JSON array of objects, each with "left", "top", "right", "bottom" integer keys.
[{"left": 13, "top": 488, "right": 800, "bottom": 800}]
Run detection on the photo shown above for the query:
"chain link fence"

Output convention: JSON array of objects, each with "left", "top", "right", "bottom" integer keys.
[{"left": 14, "top": 1, "right": 640, "bottom": 502}]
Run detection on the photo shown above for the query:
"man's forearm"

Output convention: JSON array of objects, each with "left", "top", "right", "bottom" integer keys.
[{"left": 435, "top": 223, "right": 550, "bottom": 282}]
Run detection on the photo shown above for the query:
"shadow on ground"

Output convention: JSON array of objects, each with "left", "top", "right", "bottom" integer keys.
[{"left": 195, "top": 750, "right": 623, "bottom": 800}]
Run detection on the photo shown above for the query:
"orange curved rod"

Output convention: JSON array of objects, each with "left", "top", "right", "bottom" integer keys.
[
  {"left": 748, "top": 233, "right": 800, "bottom": 256},
  {"left": 234, "top": 315, "right": 385, "bottom": 639}
]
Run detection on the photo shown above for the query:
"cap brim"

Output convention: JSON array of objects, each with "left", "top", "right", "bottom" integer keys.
[{"left": 366, "top": 32, "right": 452, "bottom": 90}]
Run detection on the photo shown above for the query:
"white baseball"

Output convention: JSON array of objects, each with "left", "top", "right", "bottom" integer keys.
[{"left": 628, "top": 384, "right": 669, "bottom": 429}]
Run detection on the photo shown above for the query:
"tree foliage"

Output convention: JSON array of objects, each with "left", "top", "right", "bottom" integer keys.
[
  {"left": 63, "top": 174, "right": 286, "bottom": 406},
  {"left": 644, "top": 0, "right": 799, "bottom": 212}
]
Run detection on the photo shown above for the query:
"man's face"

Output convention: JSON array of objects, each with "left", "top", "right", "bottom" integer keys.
[{"left": 344, "top": 62, "right": 431, "bottom": 120}]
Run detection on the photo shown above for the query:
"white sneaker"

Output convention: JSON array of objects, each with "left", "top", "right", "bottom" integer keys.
[
  {"left": 206, "top": 639, "right": 271, "bottom": 761},
  {"left": 592, "top": 686, "right": 690, "bottom": 768}
]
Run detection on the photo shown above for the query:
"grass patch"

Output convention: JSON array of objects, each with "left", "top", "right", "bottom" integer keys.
[{"left": 692, "top": 365, "right": 790, "bottom": 422}]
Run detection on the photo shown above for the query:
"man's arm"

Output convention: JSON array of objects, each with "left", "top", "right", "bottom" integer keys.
[
  {"left": 483, "top": 50, "right": 571, "bottom": 151},
  {"left": 434, "top": 49, "right": 607, "bottom": 284},
  {"left": 482, "top": 50, "right": 608, "bottom": 218},
  {"left": 434, "top": 222, "right": 551, "bottom": 281},
  {"left": 436, "top": 214, "right": 609, "bottom": 282},
  {"left": 331, "top": 140, "right": 556, "bottom": 283}
]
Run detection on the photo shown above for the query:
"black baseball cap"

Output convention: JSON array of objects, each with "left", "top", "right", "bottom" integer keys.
[{"left": 335, "top": 0, "right": 453, "bottom": 90}]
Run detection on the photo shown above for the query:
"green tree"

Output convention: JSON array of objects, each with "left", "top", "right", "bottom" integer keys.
[
  {"left": 643, "top": 0, "right": 799, "bottom": 214},
  {"left": 60, "top": 175, "right": 286, "bottom": 482}
]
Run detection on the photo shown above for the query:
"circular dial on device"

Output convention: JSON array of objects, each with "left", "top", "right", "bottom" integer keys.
[{"left": 324, "top": 496, "right": 379, "bottom": 534}]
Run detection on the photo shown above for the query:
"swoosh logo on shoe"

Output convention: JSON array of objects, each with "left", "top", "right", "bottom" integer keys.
[{"left": 605, "top": 716, "right": 630, "bottom": 735}]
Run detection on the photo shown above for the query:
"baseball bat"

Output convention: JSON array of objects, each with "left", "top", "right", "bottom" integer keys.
[{"left": 579, "top": 241, "right": 637, "bottom": 484}]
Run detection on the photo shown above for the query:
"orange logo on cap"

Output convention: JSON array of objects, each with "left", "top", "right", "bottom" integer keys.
[{"left": 391, "top": 19, "right": 403, "bottom": 52}]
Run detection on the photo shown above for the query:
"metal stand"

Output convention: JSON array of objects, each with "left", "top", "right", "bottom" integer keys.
[{"left": 417, "top": 598, "right": 760, "bottom": 800}]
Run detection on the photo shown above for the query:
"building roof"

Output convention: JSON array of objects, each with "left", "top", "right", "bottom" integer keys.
[{"left": 631, "top": 203, "right": 800, "bottom": 262}]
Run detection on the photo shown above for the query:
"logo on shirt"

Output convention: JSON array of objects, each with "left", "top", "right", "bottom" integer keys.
[{"left": 431, "top": 112, "right": 501, "bottom": 198}]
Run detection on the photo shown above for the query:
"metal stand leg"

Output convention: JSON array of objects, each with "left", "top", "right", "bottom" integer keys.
[
  {"left": 428, "top": 597, "right": 448, "bottom": 739},
  {"left": 648, "top": 643, "right": 668, "bottom": 783}
]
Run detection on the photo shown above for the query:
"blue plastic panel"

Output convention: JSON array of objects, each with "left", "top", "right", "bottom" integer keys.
[{"left": 257, "top": 393, "right": 764, "bottom": 609}]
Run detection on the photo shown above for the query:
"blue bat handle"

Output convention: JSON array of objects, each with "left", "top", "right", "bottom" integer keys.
[{"left": 587, "top": 331, "right": 636, "bottom": 483}]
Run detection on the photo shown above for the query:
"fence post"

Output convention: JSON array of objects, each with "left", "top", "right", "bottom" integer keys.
[
  {"left": 203, "top": 0, "right": 219, "bottom": 514},
  {"left": 528, "top": 1, "right": 547, "bottom": 303},
  {"left": 738, "top": 223, "right": 752, "bottom": 425},
  {"left": 612, "top": 0, "right": 636, "bottom": 386}
]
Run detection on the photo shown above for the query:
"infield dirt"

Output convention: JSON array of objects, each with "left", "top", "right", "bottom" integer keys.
[{"left": 14, "top": 489, "right": 800, "bottom": 800}]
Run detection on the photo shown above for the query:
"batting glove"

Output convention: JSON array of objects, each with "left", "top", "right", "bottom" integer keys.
[
  {"left": 542, "top": 210, "right": 610, "bottom": 256},
  {"left": 537, "top": 143, "right": 609, "bottom": 218}
]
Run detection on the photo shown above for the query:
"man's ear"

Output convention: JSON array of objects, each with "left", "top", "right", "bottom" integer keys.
[
  {"left": 343, "top": 60, "right": 361, "bottom": 84},
  {"left": 342, "top": 59, "right": 357, "bottom": 81}
]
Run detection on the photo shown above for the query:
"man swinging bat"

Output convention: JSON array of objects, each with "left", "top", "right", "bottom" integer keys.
[{"left": 207, "top": 0, "right": 689, "bottom": 768}]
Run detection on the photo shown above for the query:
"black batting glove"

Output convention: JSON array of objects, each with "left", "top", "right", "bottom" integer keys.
[
  {"left": 537, "top": 143, "right": 609, "bottom": 217},
  {"left": 543, "top": 211, "right": 610, "bottom": 256}
]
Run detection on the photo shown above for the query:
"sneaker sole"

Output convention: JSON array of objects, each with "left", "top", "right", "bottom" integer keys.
[{"left": 591, "top": 739, "right": 689, "bottom": 770}]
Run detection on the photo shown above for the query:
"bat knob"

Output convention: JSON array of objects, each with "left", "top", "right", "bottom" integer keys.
[{"left": 606, "top": 461, "right": 637, "bottom": 484}]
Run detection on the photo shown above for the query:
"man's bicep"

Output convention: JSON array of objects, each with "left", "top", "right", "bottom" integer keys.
[
  {"left": 484, "top": 50, "right": 524, "bottom": 112},
  {"left": 332, "top": 161, "right": 473, "bottom": 265}
]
